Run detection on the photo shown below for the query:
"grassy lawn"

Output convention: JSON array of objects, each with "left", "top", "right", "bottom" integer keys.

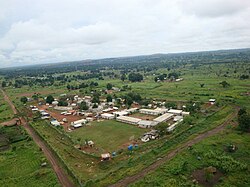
[
  {"left": 130, "top": 127, "right": 250, "bottom": 187},
  {"left": 69, "top": 120, "right": 147, "bottom": 153},
  {"left": 0, "top": 125, "right": 60, "bottom": 187}
]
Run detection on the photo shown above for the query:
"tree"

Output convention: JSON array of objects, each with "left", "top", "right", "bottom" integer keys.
[
  {"left": 46, "top": 95, "right": 54, "bottom": 104},
  {"left": 165, "top": 102, "right": 177, "bottom": 109},
  {"left": 121, "top": 74, "right": 126, "bottom": 82},
  {"left": 80, "top": 101, "right": 89, "bottom": 110},
  {"left": 106, "top": 94, "right": 113, "bottom": 102},
  {"left": 58, "top": 100, "right": 68, "bottom": 106},
  {"left": 124, "top": 96, "right": 133, "bottom": 107},
  {"left": 238, "top": 113, "right": 250, "bottom": 132},
  {"left": 32, "top": 94, "right": 39, "bottom": 101},
  {"left": 200, "top": 83, "right": 205, "bottom": 88},
  {"left": 128, "top": 73, "right": 143, "bottom": 82},
  {"left": 106, "top": 83, "right": 113, "bottom": 90},
  {"left": 20, "top": 96, "right": 28, "bottom": 104},
  {"left": 1, "top": 81, "right": 7, "bottom": 88},
  {"left": 92, "top": 93, "right": 100, "bottom": 104},
  {"left": 220, "top": 81, "right": 230, "bottom": 88},
  {"left": 168, "top": 72, "right": 179, "bottom": 80},
  {"left": 155, "top": 123, "right": 167, "bottom": 136},
  {"left": 238, "top": 108, "right": 247, "bottom": 116}
]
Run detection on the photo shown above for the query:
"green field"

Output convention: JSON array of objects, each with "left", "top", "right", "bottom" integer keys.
[
  {"left": 0, "top": 125, "right": 60, "bottom": 187},
  {"left": 0, "top": 91, "right": 14, "bottom": 123},
  {"left": 69, "top": 120, "right": 147, "bottom": 153},
  {"left": 131, "top": 126, "right": 250, "bottom": 187}
]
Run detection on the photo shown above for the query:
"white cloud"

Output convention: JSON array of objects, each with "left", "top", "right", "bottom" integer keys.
[{"left": 0, "top": 0, "right": 250, "bottom": 67}]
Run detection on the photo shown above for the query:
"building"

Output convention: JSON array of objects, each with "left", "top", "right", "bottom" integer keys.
[
  {"left": 173, "top": 116, "right": 183, "bottom": 122},
  {"left": 167, "top": 120, "right": 182, "bottom": 132},
  {"left": 126, "top": 108, "right": 138, "bottom": 114},
  {"left": 101, "top": 113, "right": 115, "bottom": 120},
  {"left": 138, "top": 120, "right": 158, "bottom": 128},
  {"left": 168, "top": 109, "right": 183, "bottom": 115},
  {"left": 182, "top": 111, "right": 190, "bottom": 116},
  {"left": 153, "top": 113, "right": 173, "bottom": 123},
  {"left": 209, "top": 99, "right": 216, "bottom": 105},
  {"left": 139, "top": 108, "right": 168, "bottom": 116},
  {"left": 71, "top": 119, "right": 87, "bottom": 128},
  {"left": 116, "top": 116, "right": 141, "bottom": 125},
  {"left": 113, "top": 111, "right": 128, "bottom": 117},
  {"left": 51, "top": 120, "right": 60, "bottom": 126}
]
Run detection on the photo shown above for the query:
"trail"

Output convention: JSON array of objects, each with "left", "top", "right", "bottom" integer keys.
[
  {"left": 110, "top": 109, "right": 237, "bottom": 187},
  {"left": 1, "top": 88, "right": 75, "bottom": 187}
]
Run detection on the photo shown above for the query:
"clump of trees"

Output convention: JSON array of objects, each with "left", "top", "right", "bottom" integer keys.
[
  {"left": 238, "top": 108, "right": 250, "bottom": 132},
  {"left": 220, "top": 81, "right": 230, "bottom": 88},
  {"left": 80, "top": 101, "right": 89, "bottom": 110},
  {"left": 154, "top": 74, "right": 167, "bottom": 82},
  {"left": 20, "top": 96, "right": 28, "bottom": 104},
  {"left": 128, "top": 73, "right": 143, "bottom": 82},
  {"left": 46, "top": 95, "right": 54, "bottom": 104},
  {"left": 106, "top": 83, "right": 113, "bottom": 90}
]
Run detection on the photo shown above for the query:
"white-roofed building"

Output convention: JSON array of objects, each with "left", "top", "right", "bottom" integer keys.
[
  {"left": 139, "top": 108, "right": 167, "bottom": 116},
  {"left": 182, "top": 111, "right": 190, "bottom": 116},
  {"left": 101, "top": 113, "right": 115, "bottom": 120},
  {"left": 51, "top": 120, "right": 60, "bottom": 126},
  {"left": 126, "top": 108, "right": 138, "bottom": 114},
  {"left": 71, "top": 119, "right": 87, "bottom": 128},
  {"left": 113, "top": 111, "right": 129, "bottom": 117},
  {"left": 153, "top": 113, "right": 173, "bottom": 123},
  {"left": 173, "top": 116, "right": 183, "bottom": 122},
  {"left": 168, "top": 109, "right": 183, "bottom": 115},
  {"left": 138, "top": 120, "right": 158, "bottom": 128},
  {"left": 116, "top": 116, "right": 141, "bottom": 125}
]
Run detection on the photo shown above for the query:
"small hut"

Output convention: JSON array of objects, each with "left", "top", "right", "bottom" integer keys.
[{"left": 101, "top": 153, "right": 111, "bottom": 161}]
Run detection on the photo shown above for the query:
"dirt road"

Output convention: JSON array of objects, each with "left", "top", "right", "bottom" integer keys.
[
  {"left": 110, "top": 110, "right": 237, "bottom": 187},
  {"left": 1, "top": 88, "right": 75, "bottom": 187}
]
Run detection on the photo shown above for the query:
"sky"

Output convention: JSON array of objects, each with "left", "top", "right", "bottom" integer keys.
[{"left": 0, "top": 0, "right": 250, "bottom": 68}]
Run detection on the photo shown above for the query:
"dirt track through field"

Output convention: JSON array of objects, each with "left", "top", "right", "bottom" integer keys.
[
  {"left": 1, "top": 88, "right": 75, "bottom": 187},
  {"left": 109, "top": 109, "right": 237, "bottom": 187}
]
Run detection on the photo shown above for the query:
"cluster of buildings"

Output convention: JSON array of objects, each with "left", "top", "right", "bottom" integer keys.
[{"left": 114, "top": 108, "right": 188, "bottom": 129}]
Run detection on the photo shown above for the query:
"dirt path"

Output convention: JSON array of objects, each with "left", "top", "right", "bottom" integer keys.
[
  {"left": 1, "top": 88, "right": 75, "bottom": 187},
  {"left": 110, "top": 110, "right": 237, "bottom": 187}
]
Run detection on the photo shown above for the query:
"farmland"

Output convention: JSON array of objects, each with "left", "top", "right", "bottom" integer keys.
[
  {"left": 0, "top": 125, "right": 60, "bottom": 187},
  {"left": 0, "top": 91, "right": 14, "bottom": 123},
  {"left": 130, "top": 124, "right": 250, "bottom": 187}
]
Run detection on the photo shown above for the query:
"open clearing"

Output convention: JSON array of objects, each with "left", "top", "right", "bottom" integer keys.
[{"left": 69, "top": 120, "right": 147, "bottom": 154}]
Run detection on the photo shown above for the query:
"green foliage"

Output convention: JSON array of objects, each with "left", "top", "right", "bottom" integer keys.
[
  {"left": 106, "top": 83, "right": 113, "bottom": 90},
  {"left": 58, "top": 100, "right": 68, "bottom": 106},
  {"left": 92, "top": 93, "right": 100, "bottom": 104},
  {"left": 128, "top": 72, "right": 143, "bottom": 82},
  {"left": 45, "top": 95, "right": 54, "bottom": 104},
  {"left": 106, "top": 94, "right": 113, "bottom": 102},
  {"left": 220, "top": 80, "right": 230, "bottom": 88},
  {"left": 20, "top": 96, "right": 28, "bottom": 104},
  {"left": 238, "top": 113, "right": 250, "bottom": 132},
  {"left": 165, "top": 102, "right": 177, "bottom": 109},
  {"left": 80, "top": 101, "right": 89, "bottom": 110},
  {"left": 204, "top": 151, "right": 247, "bottom": 173}
]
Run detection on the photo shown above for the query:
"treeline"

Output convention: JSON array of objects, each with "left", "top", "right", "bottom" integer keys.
[{"left": 1, "top": 48, "right": 249, "bottom": 78}]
